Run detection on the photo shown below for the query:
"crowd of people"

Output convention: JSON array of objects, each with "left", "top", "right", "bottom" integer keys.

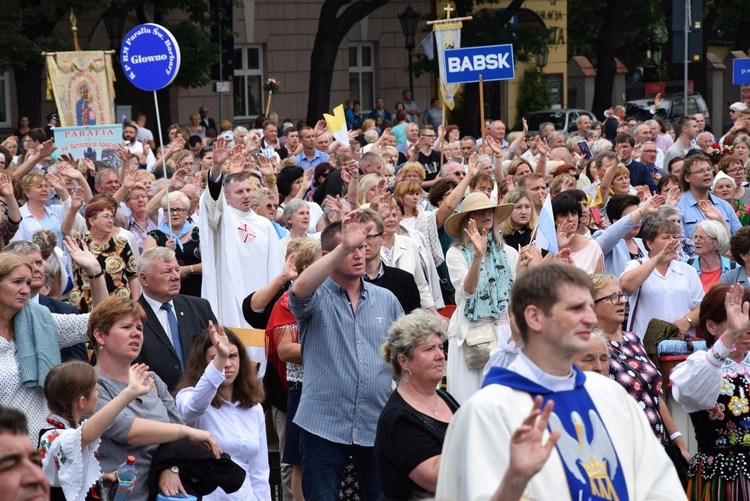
[{"left": 3, "top": 93, "right": 750, "bottom": 501}]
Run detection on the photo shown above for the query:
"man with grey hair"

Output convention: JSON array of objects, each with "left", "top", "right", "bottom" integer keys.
[
  {"left": 546, "top": 131, "right": 566, "bottom": 150},
  {"left": 136, "top": 246, "right": 217, "bottom": 391},
  {"left": 695, "top": 131, "right": 713, "bottom": 153},
  {"left": 440, "top": 161, "right": 467, "bottom": 184},
  {"left": 576, "top": 114, "right": 592, "bottom": 138}
]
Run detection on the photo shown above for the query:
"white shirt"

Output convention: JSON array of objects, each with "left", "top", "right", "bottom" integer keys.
[
  {"left": 176, "top": 363, "right": 271, "bottom": 500},
  {"left": 621, "top": 258, "right": 704, "bottom": 339}
]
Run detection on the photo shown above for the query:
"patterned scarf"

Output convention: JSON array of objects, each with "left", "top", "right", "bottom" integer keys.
[{"left": 461, "top": 232, "right": 512, "bottom": 322}]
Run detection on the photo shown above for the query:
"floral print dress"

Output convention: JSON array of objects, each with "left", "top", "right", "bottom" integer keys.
[
  {"left": 732, "top": 199, "right": 750, "bottom": 227},
  {"left": 68, "top": 232, "right": 137, "bottom": 313},
  {"left": 607, "top": 331, "right": 666, "bottom": 443}
]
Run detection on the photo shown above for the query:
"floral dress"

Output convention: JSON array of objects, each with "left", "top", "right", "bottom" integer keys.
[
  {"left": 39, "top": 414, "right": 103, "bottom": 501},
  {"left": 607, "top": 331, "right": 666, "bottom": 443},
  {"left": 671, "top": 339, "right": 750, "bottom": 500},
  {"left": 732, "top": 199, "right": 750, "bottom": 227},
  {"left": 68, "top": 232, "right": 137, "bottom": 313}
]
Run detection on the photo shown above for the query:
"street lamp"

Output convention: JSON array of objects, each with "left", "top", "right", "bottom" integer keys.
[
  {"left": 398, "top": 5, "right": 421, "bottom": 96},
  {"left": 536, "top": 46, "right": 550, "bottom": 73},
  {"left": 102, "top": 1, "right": 127, "bottom": 50}
]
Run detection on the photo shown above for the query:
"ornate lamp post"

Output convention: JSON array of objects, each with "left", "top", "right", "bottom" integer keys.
[
  {"left": 102, "top": 1, "right": 127, "bottom": 50},
  {"left": 398, "top": 5, "right": 421, "bottom": 96}
]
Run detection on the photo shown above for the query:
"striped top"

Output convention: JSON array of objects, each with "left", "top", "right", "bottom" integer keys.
[{"left": 290, "top": 277, "right": 403, "bottom": 446}]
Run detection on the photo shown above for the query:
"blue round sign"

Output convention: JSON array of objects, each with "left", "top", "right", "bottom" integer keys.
[{"left": 120, "top": 23, "right": 181, "bottom": 91}]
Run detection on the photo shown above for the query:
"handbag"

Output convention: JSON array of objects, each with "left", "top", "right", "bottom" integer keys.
[{"left": 463, "top": 323, "right": 497, "bottom": 369}]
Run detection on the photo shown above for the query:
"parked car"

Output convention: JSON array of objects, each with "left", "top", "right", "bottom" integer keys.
[
  {"left": 625, "top": 92, "right": 709, "bottom": 123},
  {"left": 511, "top": 109, "right": 597, "bottom": 138}
]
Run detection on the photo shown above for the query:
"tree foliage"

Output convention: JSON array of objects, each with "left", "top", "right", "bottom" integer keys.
[{"left": 518, "top": 68, "right": 552, "bottom": 116}]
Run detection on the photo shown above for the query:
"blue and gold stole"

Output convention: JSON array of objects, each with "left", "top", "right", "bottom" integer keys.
[{"left": 484, "top": 367, "right": 629, "bottom": 501}]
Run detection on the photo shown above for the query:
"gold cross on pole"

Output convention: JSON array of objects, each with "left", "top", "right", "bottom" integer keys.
[{"left": 443, "top": 3, "right": 454, "bottom": 19}]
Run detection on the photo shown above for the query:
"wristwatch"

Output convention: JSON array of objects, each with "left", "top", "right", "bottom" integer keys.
[{"left": 170, "top": 466, "right": 180, "bottom": 475}]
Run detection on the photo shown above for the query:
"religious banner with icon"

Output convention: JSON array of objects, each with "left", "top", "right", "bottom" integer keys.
[
  {"left": 433, "top": 21, "right": 462, "bottom": 110},
  {"left": 45, "top": 51, "right": 116, "bottom": 127}
]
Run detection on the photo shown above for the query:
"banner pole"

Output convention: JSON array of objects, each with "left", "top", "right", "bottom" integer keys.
[
  {"left": 440, "top": 88, "right": 446, "bottom": 169},
  {"left": 479, "top": 74, "right": 485, "bottom": 148},
  {"left": 153, "top": 90, "right": 173, "bottom": 238}
]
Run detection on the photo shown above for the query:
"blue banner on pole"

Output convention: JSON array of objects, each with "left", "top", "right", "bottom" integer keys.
[
  {"left": 121, "top": 24, "right": 181, "bottom": 91},
  {"left": 444, "top": 44, "right": 515, "bottom": 84},
  {"left": 733, "top": 59, "right": 750, "bottom": 85}
]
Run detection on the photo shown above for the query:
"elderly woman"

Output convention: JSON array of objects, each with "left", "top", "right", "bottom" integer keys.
[
  {"left": 90, "top": 296, "right": 221, "bottom": 501},
  {"left": 375, "top": 310, "right": 459, "bottom": 500},
  {"left": 32, "top": 228, "right": 69, "bottom": 299},
  {"left": 0, "top": 241, "right": 107, "bottom": 442},
  {"left": 143, "top": 191, "right": 202, "bottom": 297},
  {"left": 571, "top": 329, "right": 609, "bottom": 377},
  {"left": 732, "top": 134, "right": 750, "bottom": 168},
  {"left": 620, "top": 218, "right": 704, "bottom": 338},
  {"left": 671, "top": 284, "right": 750, "bottom": 500},
  {"left": 444, "top": 192, "right": 517, "bottom": 404},
  {"left": 279, "top": 199, "right": 310, "bottom": 257},
  {"left": 65, "top": 196, "right": 139, "bottom": 313},
  {"left": 591, "top": 274, "right": 689, "bottom": 459},
  {"left": 690, "top": 219, "right": 733, "bottom": 292},
  {"left": 176, "top": 323, "right": 270, "bottom": 500},
  {"left": 716, "top": 156, "right": 750, "bottom": 225},
  {"left": 124, "top": 182, "right": 158, "bottom": 254}
]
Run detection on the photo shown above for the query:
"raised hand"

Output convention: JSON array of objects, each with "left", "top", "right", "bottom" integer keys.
[
  {"left": 116, "top": 143, "right": 130, "bottom": 164},
  {"left": 0, "top": 173, "right": 13, "bottom": 199},
  {"left": 534, "top": 136, "right": 548, "bottom": 156},
  {"left": 522, "top": 117, "right": 528, "bottom": 134},
  {"left": 722, "top": 284, "right": 750, "bottom": 347},
  {"left": 464, "top": 219, "right": 487, "bottom": 256},
  {"left": 126, "top": 363, "right": 154, "bottom": 398},
  {"left": 485, "top": 135, "right": 502, "bottom": 155},
  {"left": 69, "top": 187, "right": 84, "bottom": 211},
  {"left": 553, "top": 248, "right": 574, "bottom": 265},
  {"left": 508, "top": 396, "right": 561, "bottom": 480},
  {"left": 208, "top": 321, "right": 232, "bottom": 359},
  {"left": 170, "top": 136, "right": 186, "bottom": 153},
  {"left": 341, "top": 210, "right": 374, "bottom": 251},
  {"left": 281, "top": 253, "right": 299, "bottom": 283},
  {"left": 257, "top": 155, "right": 275, "bottom": 178},
  {"left": 57, "top": 162, "right": 85, "bottom": 182},
  {"left": 81, "top": 158, "right": 97, "bottom": 176},
  {"left": 665, "top": 185, "right": 680, "bottom": 206},
  {"left": 123, "top": 167, "right": 138, "bottom": 189},
  {"left": 467, "top": 152, "right": 479, "bottom": 178},
  {"left": 506, "top": 174, "right": 517, "bottom": 191},
  {"left": 640, "top": 194, "right": 665, "bottom": 216},
  {"left": 556, "top": 219, "right": 576, "bottom": 249},
  {"left": 213, "top": 137, "right": 230, "bottom": 166},
  {"left": 655, "top": 236, "right": 680, "bottom": 265},
  {"left": 63, "top": 236, "right": 101, "bottom": 276},
  {"left": 45, "top": 172, "right": 66, "bottom": 193},
  {"left": 38, "top": 139, "right": 57, "bottom": 159},
  {"left": 698, "top": 199, "right": 725, "bottom": 222}
]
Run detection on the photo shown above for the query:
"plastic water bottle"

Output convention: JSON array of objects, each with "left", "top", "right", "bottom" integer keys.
[{"left": 113, "top": 456, "right": 137, "bottom": 501}]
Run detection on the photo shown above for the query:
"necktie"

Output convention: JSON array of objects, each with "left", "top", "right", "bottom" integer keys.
[{"left": 161, "top": 303, "right": 185, "bottom": 369}]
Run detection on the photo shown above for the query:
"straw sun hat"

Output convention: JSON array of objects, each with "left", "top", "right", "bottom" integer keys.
[{"left": 444, "top": 192, "right": 514, "bottom": 239}]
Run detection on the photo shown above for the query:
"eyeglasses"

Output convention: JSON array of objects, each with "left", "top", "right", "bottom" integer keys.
[
  {"left": 421, "top": 134, "right": 436, "bottom": 139},
  {"left": 365, "top": 232, "right": 383, "bottom": 240},
  {"left": 692, "top": 235, "right": 715, "bottom": 243},
  {"left": 96, "top": 214, "right": 115, "bottom": 221},
  {"left": 128, "top": 194, "right": 148, "bottom": 201},
  {"left": 263, "top": 203, "right": 278, "bottom": 210},
  {"left": 594, "top": 292, "right": 629, "bottom": 304},
  {"left": 688, "top": 168, "right": 712, "bottom": 175},
  {"left": 641, "top": 149, "right": 657, "bottom": 154},
  {"left": 168, "top": 208, "right": 188, "bottom": 214}
]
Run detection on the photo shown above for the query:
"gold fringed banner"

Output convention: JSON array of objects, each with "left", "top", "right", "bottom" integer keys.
[{"left": 45, "top": 51, "right": 116, "bottom": 126}]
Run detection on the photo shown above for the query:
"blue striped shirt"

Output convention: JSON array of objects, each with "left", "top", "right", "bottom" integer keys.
[{"left": 289, "top": 277, "right": 403, "bottom": 446}]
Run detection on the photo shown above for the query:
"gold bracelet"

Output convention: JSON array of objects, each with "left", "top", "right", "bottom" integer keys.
[
  {"left": 190, "top": 265, "right": 195, "bottom": 275},
  {"left": 265, "top": 175, "right": 277, "bottom": 188}
]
